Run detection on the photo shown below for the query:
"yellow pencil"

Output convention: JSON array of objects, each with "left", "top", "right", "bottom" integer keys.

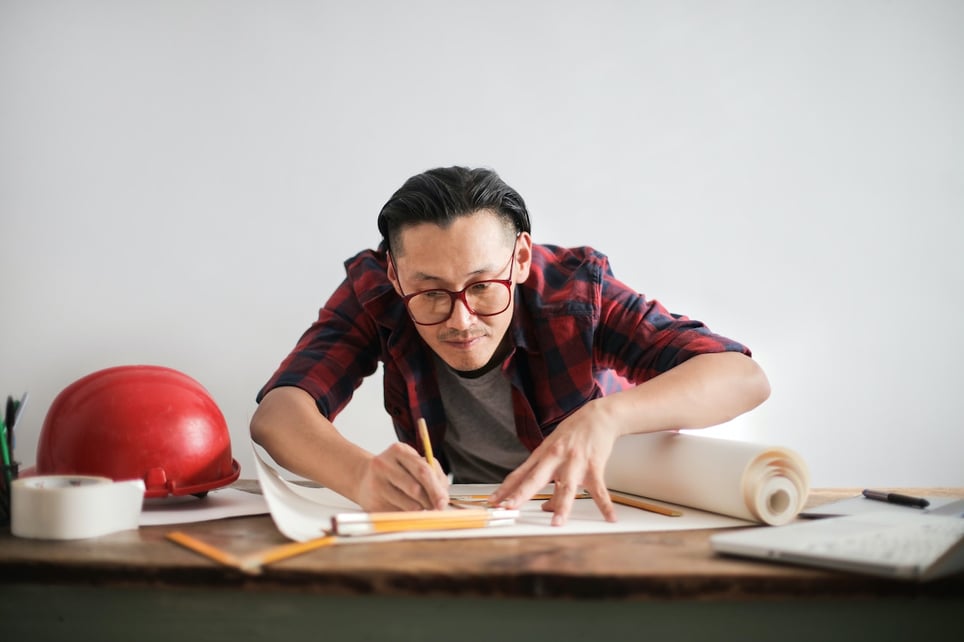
[
  {"left": 607, "top": 491, "right": 683, "bottom": 517},
  {"left": 240, "top": 534, "right": 339, "bottom": 573},
  {"left": 167, "top": 531, "right": 244, "bottom": 569},
  {"left": 417, "top": 417, "right": 434, "bottom": 467},
  {"left": 449, "top": 491, "right": 592, "bottom": 503},
  {"left": 365, "top": 517, "right": 492, "bottom": 533},
  {"left": 332, "top": 508, "right": 518, "bottom": 536}
]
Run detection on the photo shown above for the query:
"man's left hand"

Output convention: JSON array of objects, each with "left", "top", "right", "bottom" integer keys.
[{"left": 487, "top": 398, "right": 619, "bottom": 526}]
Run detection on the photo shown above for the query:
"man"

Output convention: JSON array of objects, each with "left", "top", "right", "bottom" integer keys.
[{"left": 251, "top": 166, "right": 770, "bottom": 525}]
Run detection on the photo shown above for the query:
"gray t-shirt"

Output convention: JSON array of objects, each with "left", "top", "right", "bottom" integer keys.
[{"left": 433, "top": 356, "right": 532, "bottom": 483}]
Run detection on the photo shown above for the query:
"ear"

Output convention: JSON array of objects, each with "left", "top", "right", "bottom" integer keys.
[
  {"left": 386, "top": 252, "right": 403, "bottom": 296},
  {"left": 514, "top": 233, "right": 533, "bottom": 283}
]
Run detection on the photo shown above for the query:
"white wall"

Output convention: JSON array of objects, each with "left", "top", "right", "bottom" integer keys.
[{"left": 1, "top": 1, "right": 961, "bottom": 487}]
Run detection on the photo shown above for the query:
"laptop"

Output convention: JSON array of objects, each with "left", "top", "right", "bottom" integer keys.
[{"left": 710, "top": 510, "right": 964, "bottom": 581}]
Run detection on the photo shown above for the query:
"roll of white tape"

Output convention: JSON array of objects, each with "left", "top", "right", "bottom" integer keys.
[{"left": 11, "top": 475, "right": 146, "bottom": 540}]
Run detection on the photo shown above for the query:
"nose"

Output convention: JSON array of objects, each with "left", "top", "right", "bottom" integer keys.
[{"left": 445, "top": 295, "right": 476, "bottom": 329}]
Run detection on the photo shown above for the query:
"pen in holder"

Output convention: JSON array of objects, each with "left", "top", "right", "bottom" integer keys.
[
  {"left": 2, "top": 393, "right": 26, "bottom": 528},
  {"left": 0, "top": 460, "right": 19, "bottom": 527}
]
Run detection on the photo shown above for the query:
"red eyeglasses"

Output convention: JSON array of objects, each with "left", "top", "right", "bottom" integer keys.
[{"left": 394, "top": 237, "right": 519, "bottom": 326}]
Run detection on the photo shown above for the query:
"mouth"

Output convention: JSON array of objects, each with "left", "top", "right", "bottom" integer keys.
[
  {"left": 443, "top": 336, "right": 483, "bottom": 351},
  {"left": 439, "top": 331, "right": 487, "bottom": 351}
]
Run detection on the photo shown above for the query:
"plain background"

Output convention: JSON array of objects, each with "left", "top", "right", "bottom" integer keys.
[{"left": 1, "top": 1, "right": 961, "bottom": 487}]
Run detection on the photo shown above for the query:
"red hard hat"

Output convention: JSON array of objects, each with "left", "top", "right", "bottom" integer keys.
[{"left": 37, "top": 365, "right": 240, "bottom": 498}]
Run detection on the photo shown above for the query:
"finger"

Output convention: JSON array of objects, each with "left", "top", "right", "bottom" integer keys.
[
  {"left": 371, "top": 445, "right": 435, "bottom": 511},
  {"left": 375, "top": 462, "right": 431, "bottom": 511},
  {"left": 410, "top": 451, "right": 452, "bottom": 510},
  {"left": 547, "top": 479, "right": 578, "bottom": 527},
  {"left": 427, "top": 460, "right": 451, "bottom": 509},
  {"left": 396, "top": 453, "right": 449, "bottom": 510},
  {"left": 487, "top": 457, "right": 535, "bottom": 505},
  {"left": 489, "top": 457, "right": 558, "bottom": 508},
  {"left": 364, "top": 446, "right": 423, "bottom": 511},
  {"left": 538, "top": 488, "right": 564, "bottom": 513},
  {"left": 492, "top": 439, "right": 574, "bottom": 506},
  {"left": 544, "top": 452, "right": 592, "bottom": 526},
  {"left": 584, "top": 476, "right": 617, "bottom": 523}
]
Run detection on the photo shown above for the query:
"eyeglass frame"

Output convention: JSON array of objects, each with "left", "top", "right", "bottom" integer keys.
[{"left": 391, "top": 234, "right": 521, "bottom": 326}]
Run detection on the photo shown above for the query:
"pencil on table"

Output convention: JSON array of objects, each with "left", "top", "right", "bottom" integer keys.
[
  {"left": 417, "top": 417, "right": 434, "bottom": 467},
  {"left": 167, "top": 531, "right": 244, "bottom": 569},
  {"left": 607, "top": 492, "right": 683, "bottom": 517},
  {"left": 449, "top": 491, "right": 592, "bottom": 505},
  {"left": 240, "top": 534, "right": 339, "bottom": 574}
]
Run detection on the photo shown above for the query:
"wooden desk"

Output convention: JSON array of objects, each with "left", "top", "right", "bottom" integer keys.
[{"left": 2, "top": 487, "right": 961, "bottom": 642}]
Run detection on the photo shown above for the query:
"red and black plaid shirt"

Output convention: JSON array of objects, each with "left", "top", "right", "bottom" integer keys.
[{"left": 258, "top": 243, "right": 750, "bottom": 470}]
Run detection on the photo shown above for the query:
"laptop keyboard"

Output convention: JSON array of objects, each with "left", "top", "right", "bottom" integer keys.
[{"left": 802, "top": 519, "right": 964, "bottom": 567}]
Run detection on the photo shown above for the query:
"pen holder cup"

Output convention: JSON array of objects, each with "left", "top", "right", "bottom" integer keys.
[{"left": 1, "top": 461, "right": 19, "bottom": 527}]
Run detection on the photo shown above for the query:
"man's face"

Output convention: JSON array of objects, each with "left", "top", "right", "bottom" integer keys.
[{"left": 388, "top": 210, "right": 532, "bottom": 372}]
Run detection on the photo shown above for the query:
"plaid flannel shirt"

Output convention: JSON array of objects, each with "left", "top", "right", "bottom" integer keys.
[{"left": 257, "top": 243, "right": 750, "bottom": 471}]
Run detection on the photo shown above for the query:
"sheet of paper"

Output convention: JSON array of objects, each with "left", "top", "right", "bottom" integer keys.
[
  {"left": 139, "top": 487, "right": 269, "bottom": 526},
  {"left": 252, "top": 443, "right": 750, "bottom": 542}
]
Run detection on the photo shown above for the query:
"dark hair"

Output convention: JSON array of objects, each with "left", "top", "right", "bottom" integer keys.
[{"left": 377, "top": 166, "right": 530, "bottom": 254}]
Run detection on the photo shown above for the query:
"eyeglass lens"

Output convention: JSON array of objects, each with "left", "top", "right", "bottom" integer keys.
[{"left": 407, "top": 282, "right": 511, "bottom": 324}]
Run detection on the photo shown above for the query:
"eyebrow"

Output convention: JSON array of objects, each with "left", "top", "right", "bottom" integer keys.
[{"left": 411, "top": 264, "right": 497, "bottom": 285}]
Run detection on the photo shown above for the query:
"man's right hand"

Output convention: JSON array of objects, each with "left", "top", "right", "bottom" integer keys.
[
  {"left": 355, "top": 442, "right": 450, "bottom": 512},
  {"left": 251, "top": 387, "right": 449, "bottom": 513}
]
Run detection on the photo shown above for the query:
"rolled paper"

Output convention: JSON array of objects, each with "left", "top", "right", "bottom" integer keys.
[{"left": 604, "top": 432, "right": 809, "bottom": 526}]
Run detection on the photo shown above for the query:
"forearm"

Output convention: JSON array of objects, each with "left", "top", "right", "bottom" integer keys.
[
  {"left": 602, "top": 351, "right": 771, "bottom": 436},
  {"left": 250, "top": 386, "right": 373, "bottom": 501}
]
